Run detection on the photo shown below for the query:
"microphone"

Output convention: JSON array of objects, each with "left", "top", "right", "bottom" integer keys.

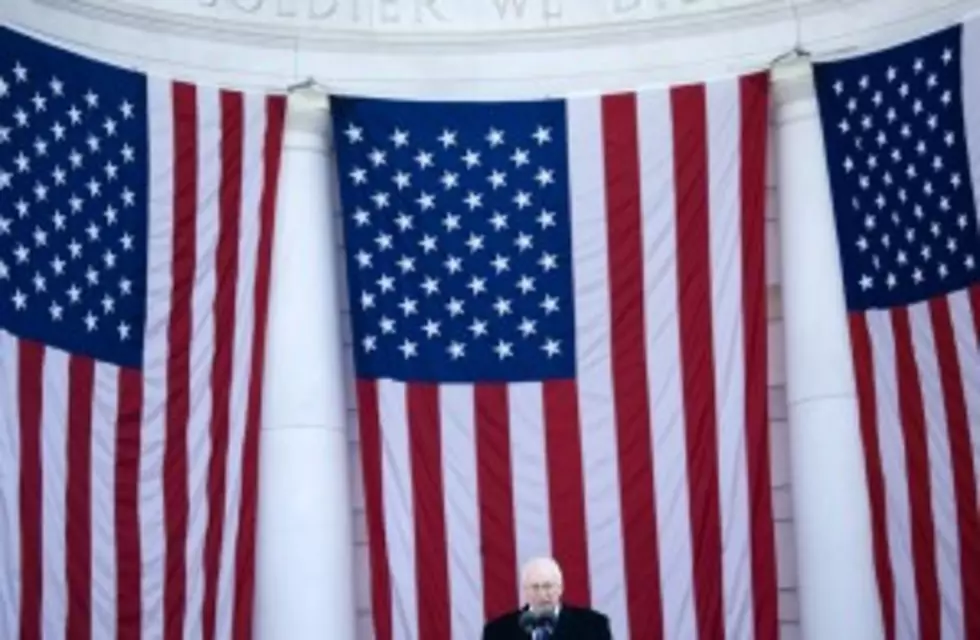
[
  {"left": 518, "top": 609, "right": 536, "bottom": 634},
  {"left": 519, "top": 605, "right": 557, "bottom": 636}
]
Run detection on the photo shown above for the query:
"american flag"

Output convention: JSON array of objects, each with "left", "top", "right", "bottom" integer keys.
[
  {"left": 0, "top": 27, "right": 286, "bottom": 639},
  {"left": 814, "top": 21, "right": 980, "bottom": 640},
  {"left": 332, "top": 73, "right": 778, "bottom": 640}
]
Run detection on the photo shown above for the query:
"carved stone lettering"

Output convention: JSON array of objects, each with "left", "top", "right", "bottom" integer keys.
[
  {"left": 490, "top": 0, "right": 530, "bottom": 20},
  {"left": 415, "top": 0, "right": 447, "bottom": 23},
  {"left": 309, "top": 0, "right": 340, "bottom": 19},
  {"left": 191, "top": 0, "right": 768, "bottom": 29},
  {"left": 543, "top": 0, "right": 561, "bottom": 22},
  {"left": 611, "top": 0, "right": 641, "bottom": 14},
  {"left": 232, "top": 0, "right": 263, "bottom": 12},
  {"left": 379, "top": 0, "right": 399, "bottom": 23}
]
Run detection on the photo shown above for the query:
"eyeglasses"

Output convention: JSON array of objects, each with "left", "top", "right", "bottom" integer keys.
[{"left": 524, "top": 581, "right": 560, "bottom": 592}]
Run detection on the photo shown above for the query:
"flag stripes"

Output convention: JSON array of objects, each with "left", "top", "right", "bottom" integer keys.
[
  {"left": 354, "top": 72, "right": 778, "bottom": 640},
  {"left": 0, "top": 73, "right": 285, "bottom": 639},
  {"left": 853, "top": 288, "right": 980, "bottom": 640},
  {"left": 812, "top": 18, "right": 980, "bottom": 640}
]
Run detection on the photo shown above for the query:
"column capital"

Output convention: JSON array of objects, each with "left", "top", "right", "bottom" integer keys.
[
  {"left": 283, "top": 91, "right": 331, "bottom": 152},
  {"left": 771, "top": 57, "right": 820, "bottom": 124}
]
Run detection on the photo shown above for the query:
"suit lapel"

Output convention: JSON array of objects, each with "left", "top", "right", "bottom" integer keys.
[{"left": 551, "top": 608, "right": 569, "bottom": 639}]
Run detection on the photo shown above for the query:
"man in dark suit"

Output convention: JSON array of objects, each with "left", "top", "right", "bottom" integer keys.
[{"left": 481, "top": 557, "right": 612, "bottom": 639}]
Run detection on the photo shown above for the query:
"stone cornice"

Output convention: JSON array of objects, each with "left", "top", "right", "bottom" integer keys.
[{"left": 7, "top": 0, "right": 980, "bottom": 96}]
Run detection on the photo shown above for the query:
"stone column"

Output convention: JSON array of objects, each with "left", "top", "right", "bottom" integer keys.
[
  {"left": 772, "top": 58, "right": 884, "bottom": 640},
  {"left": 255, "top": 90, "right": 356, "bottom": 640}
]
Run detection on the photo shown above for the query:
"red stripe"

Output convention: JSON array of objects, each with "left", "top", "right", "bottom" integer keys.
[
  {"left": 849, "top": 314, "right": 895, "bottom": 640},
  {"left": 542, "top": 380, "right": 590, "bottom": 606},
  {"left": 928, "top": 297, "right": 980, "bottom": 636},
  {"left": 738, "top": 72, "right": 779, "bottom": 640},
  {"left": 671, "top": 84, "right": 724, "bottom": 640},
  {"left": 407, "top": 384, "right": 450, "bottom": 639},
  {"left": 474, "top": 383, "right": 518, "bottom": 620},
  {"left": 116, "top": 368, "right": 144, "bottom": 640},
  {"left": 357, "top": 380, "right": 392, "bottom": 640},
  {"left": 66, "top": 356, "right": 95, "bottom": 640},
  {"left": 232, "top": 94, "right": 286, "bottom": 640},
  {"left": 18, "top": 340, "right": 43, "bottom": 640},
  {"left": 890, "top": 308, "right": 940, "bottom": 640},
  {"left": 164, "top": 81, "right": 198, "bottom": 640},
  {"left": 202, "top": 90, "right": 245, "bottom": 640},
  {"left": 600, "top": 93, "right": 663, "bottom": 639}
]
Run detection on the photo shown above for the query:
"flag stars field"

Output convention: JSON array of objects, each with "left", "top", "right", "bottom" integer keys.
[{"left": 335, "top": 99, "right": 575, "bottom": 382}]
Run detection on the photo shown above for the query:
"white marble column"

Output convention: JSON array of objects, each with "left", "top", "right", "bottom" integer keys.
[
  {"left": 255, "top": 91, "right": 356, "bottom": 640},
  {"left": 772, "top": 58, "right": 884, "bottom": 640}
]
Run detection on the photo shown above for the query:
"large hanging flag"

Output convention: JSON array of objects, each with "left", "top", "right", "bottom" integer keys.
[
  {"left": 0, "top": 27, "right": 286, "bottom": 639},
  {"left": 813, "top": 21, "right": 980, "bottom": 640},
  {"left": 332, "top": 73, "right": 778, "bottom": 640}
]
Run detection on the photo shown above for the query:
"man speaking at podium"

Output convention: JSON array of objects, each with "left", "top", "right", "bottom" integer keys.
[{"left": 481, "top": 557, "right": 612, "bottom": 639}]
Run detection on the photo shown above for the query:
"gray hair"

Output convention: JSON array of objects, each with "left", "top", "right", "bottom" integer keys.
[{"left": 520, "top": 556, "right": 563, "bottom": 586}]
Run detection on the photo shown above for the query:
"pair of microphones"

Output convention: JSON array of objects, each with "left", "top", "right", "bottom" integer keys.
[{"left": 518, "top": 605, "right": 558, "bottom": 636}]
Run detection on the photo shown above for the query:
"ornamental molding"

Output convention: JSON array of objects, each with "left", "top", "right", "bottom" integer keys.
[
  {"left": 6, "top": 0, "right": 980, "bottom": 95},
  {"left": 771, "top": 56, "right": 817, "bottom": 111}
]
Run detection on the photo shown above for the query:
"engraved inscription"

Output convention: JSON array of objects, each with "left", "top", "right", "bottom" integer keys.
[
  {"left": 543, "top": 0, "right": 562, "bottom": 22},
  {"left": 188, "top": 0, "right": 767, "bottom": 30},
  {"left": 198, "top": 0, "right": 445, "bottom": 23},
  {"left": 379, "top": 0, "right": 399, "bottom": 22},
  {"left": 276, "top": 0, "right": 297, "bottom": 16},
  {"left": 490, "top": 0, "right": 530, "bottom": 19},
  {"left": 612, "top": 0, "right": 642, "bottom": 13},
  {"left": 309, "top": 0, "right": 340, "bottom": 19},
  {"left": 232, "top": 0, "right": 263, "bottom": 11},
  {"left": 415, "top": 0, "right": 448, "bottom": 22}
]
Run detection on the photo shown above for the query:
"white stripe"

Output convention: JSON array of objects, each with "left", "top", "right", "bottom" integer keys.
[
  {"left": 438, "top": 386, "right": 483, "bottom": 640},
  {"left": 378, "top": 380, "right": 418, "bottom": 640},
  {"left": 706, "top": 78, "right": 754, "bottom": 640},
  {"left": 40, "top": 349, "right": 68, "bottom": 640},
  {"left": 215, "top": 92, "right": 266, "bottom": 640},
  {"left": 566, "top": 95, "right": 629, "bottom": 640},
  {"left": 947, "top": 291, "right": 980, "bottom": 505},
  {"left": 91, "top": 362, "right": 119, "bottom": 640},
  {"left": 866, "top": 310, "right": 919, "bottom": 639},
  {"left": 0, "top": 332, "right": 20, "bottom": 637},
  {"left": 184, "top": 87, "right": 222, "bottom": 640},
  {"left": 636, "top": 88, "right": 697, "bottom": 640},
  {"left": 908, "top": 303, "right": 963, "bottom": 640},
  {"left": 142, "top": 77, "right": 176, "bottom": 639},
  {"left": 961, "top": 17, "right": 980, "bottom": 227},
  {"left": 509, "top": 382, "right": 551, "bottom": 587}
]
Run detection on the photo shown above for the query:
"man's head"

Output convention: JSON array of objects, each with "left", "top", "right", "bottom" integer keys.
[{"left": 520, "top": 556, "right": 564, "bottom": 612}]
